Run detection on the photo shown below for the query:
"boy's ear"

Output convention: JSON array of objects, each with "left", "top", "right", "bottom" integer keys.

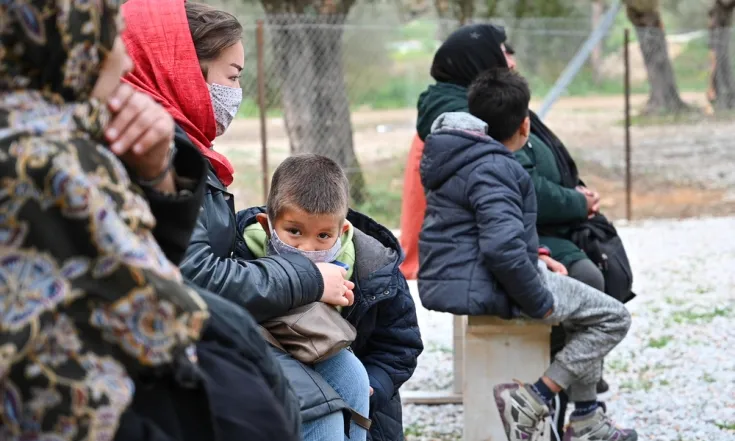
[
  {"left": 341, "top": 221, "right": 350, "bottom": 235},
  {"left": 519, "top": 116, "right": 531, "bottom": 138},
  {"left": 255, "top": 213, "right": 270, "bottom": 237}
]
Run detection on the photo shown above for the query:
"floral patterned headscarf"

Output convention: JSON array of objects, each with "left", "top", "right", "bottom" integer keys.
[{"left": 0, "top": 0, "right": 121, "bottom": 101}]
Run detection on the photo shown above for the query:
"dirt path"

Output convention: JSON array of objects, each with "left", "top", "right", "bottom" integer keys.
[{"left": 222, "top": 91, "right": 733, "bottom": 225}]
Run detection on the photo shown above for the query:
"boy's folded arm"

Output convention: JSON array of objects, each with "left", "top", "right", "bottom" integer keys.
[{"left": 467, "top": 161, "right": 554, "bottom": 318}]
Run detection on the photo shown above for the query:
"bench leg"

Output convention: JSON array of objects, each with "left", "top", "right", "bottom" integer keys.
[
  {"left": 463, "top": 318, "right": 552, "bottom": 441},
  {"left": 453, "top": 315, "right": 464, "bottom": 395}
]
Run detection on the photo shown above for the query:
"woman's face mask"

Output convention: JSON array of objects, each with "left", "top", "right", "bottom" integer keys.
[
  {"left": 266, "top": 218, "right": 342, "bottom": 264},
  {"left": 209, "top": 83, "right": 242, "bottom": 136}
]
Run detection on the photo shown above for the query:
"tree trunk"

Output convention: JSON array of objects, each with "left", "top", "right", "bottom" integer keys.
[
  {"left": 453, "top": 0, "right": 474, "bottom": 25},
  {"left": 708, "top": 1, "right": 735, "bottom": 111},
  {"left": 435, "top": 0, "right": 454, "bottom": 41},
  {"left": 625, "top": 2, "right": 689, "bottom": 114},
  {"left": 267, "top": 15, "right": 366, "bottom": 204}
]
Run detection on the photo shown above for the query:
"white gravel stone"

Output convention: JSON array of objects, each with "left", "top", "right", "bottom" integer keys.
[{"left": 402, "top": 216, "right": 735, "bottom": 441}]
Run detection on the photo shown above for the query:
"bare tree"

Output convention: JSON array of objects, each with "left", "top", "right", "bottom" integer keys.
[
  {"left": 624, "top": 0, "right": 689, "bottom": 114},
  {"left": 261, "top": 0, "right": 365, "bottom": 203},
  {"left": 708, "top": 0, "right": 735, "bottom": 110}
]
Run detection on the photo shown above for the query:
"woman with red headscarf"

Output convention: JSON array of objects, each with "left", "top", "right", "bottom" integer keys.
[{"left": 120, "top": 2, "right": 369, "bottom": 441}]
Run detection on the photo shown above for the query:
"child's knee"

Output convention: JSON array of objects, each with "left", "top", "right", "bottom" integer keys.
[
  {"left": 619, "top": 305, "right": 632, "bottom": 335},
  {"left": 606, "top": 301, "right": 632, "bottom": 342},
  {"left": 340, "top": 350, "right": 371, "bottom": 406}
]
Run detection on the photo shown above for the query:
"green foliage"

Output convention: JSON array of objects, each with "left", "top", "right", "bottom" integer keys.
[{"left": 352, "top": 159, "right": 405, "bottom": 229}]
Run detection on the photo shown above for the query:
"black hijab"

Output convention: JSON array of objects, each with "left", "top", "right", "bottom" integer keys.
[{"left": 430, "top": 24, "right": 509, "bottom": 87}]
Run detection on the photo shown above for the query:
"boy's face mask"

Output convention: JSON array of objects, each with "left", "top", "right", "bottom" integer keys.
[{"left": 266, "top": 218, "right": 342, "bottom": 264}]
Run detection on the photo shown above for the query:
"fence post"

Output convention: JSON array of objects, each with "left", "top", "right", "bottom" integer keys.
[
  {"left": 257, "top": 19, "right": 269, "bottom": 203},
  {"left": 624, "top": 28, "right": 632, "bottom": 221}
]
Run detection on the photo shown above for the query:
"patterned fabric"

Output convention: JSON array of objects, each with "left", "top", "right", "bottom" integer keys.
[
  {"left": 0, "top": 1, "right": 209, "bottom": 440},
  {"left": 208, "top": 83, "right": 242, "bottom": 137}
]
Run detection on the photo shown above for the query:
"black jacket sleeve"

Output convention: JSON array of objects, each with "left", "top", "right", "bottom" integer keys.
[
  {"left": 141, "top": 127, "right": 207, "bottom": 265},
  {"left": 466, "top": 159, "right": 554, "bottom": 318},
  {"left": 179, "top": 202, "right": 323, "bottom": 323},
  {"left": 361, "top": 276, "right": 423, "bottom": 412}
]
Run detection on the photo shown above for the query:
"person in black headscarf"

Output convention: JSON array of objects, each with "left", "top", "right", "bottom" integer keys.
[
  {"left": 399, "top": 24, "right": 516, "bottom": 279},
  {"left": 399, "top": 23, "right": 623, "bottom": 437}
]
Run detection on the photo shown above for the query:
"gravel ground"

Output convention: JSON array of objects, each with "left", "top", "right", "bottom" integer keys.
[{"left": 401, "top": 216, "right": 735, "bottom": 441}]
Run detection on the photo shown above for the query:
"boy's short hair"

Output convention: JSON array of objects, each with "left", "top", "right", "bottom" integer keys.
[
  {"left": 468, "top": 68, "right": 531, "bottom": 142},
  {"left": 267, "top": 154, "right": 350, "bottom": 221}
]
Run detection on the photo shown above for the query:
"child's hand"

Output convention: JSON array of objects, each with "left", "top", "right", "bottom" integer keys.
[
  {"left": 369, "top": 387, "right": 374, "bottom": 396},
  {"left": 539, "top": 255, "right": 568, "bottom": 276},
  {"left": 316, "top": 263, "right": 355, "bottom": 307}
]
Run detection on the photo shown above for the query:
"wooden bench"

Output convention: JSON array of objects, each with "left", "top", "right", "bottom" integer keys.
[{"left": 403, "top": 316, "right": 552, "bottom": 441}]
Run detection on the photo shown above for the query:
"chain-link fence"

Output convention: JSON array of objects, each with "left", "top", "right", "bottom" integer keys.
[
  {"left": 564, "top": 26, "right": 735, "bottom": 222},
  {"left": 213, "top": 14, "right": 735, "bottom": 228},
  {"left": 220, "top": 17, "right": 595, "bottom": 227}
]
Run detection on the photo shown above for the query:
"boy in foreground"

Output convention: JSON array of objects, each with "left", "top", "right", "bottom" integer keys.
[
  {"left": 235, "top": 154, "right": 423, "bottom": 441},
  {"left": 418, "top": 68, "right": 636, "bottom": 441}
]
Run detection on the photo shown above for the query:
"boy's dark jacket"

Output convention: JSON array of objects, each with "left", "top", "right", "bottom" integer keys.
[
  {"left": 235, "top": 207, "right": 423, "bottom": 441},
  {"left": 418, "top": 112, "right": 553, "bottom": 319}
]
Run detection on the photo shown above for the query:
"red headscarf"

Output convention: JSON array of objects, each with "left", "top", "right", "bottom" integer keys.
[{"left": 121, "top": 0, "right": 235, "bottom": 186}]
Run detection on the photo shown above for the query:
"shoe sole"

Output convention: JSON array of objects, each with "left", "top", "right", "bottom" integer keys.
[{"left": 493, "top": 383, "right": 518, "bottom": 441}]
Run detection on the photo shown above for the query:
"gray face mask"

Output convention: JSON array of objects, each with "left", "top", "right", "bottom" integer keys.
[{"left": 266, "top": 219, "right": 342, "bottom": 264}]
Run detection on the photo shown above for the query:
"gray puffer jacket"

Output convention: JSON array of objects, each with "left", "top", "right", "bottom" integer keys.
[{"left": 418, "top": 112, "right": 553, "bottom": 319}]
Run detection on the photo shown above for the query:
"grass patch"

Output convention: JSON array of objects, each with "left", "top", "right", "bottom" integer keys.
[
  {"left": 404, "top": 423, "right": 425, "bottom": 437},
  {"left": 619, "top": 378, "right": 654, "bottom": 392},
  {"left": 716, "top": 421, "right": 735, "bottom": 431},
  {"left": 671, "top": 306, "right": 733, "bottom": 325},
  {"left": 664, "top": 296, "right": 687, "bottom": 306},
  {"left": 607, "top": 358, "right": 630, "bottom": 373},
  {"left": 647, "top": 336, "right": 673, "bottom": 349},
  {"left": 427, "top": 342, "right": 453, "bottom": 354},
  {"left": 701, "top": 372, "right": 716, "bottom": 384},
  {"left": 352, "top": 158, "right": 405, "bottom": 229}
]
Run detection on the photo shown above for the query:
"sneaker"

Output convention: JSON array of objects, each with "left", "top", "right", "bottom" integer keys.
[
  {"left": 564, "top": 405, "right": 637, "bottom": 441},
  {"left": 494, "top": 382, "right": 550, "bottom": 441}
]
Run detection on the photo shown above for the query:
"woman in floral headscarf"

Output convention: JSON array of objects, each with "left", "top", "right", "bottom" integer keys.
[{"left": 0, "top": 1, "right": 212, "bottom": 439}]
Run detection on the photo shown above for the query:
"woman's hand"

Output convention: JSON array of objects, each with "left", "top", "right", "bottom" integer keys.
[
  {"left": 539, "top": 255, "right": 568, "bottom": 276},
  {"left": 576, "top": 185, "right": 600, "bottom": 218},
  {"left": 316, "top": 263, "right": 355, "bottom": 307},
  {"left": 105, "top": 83, "right": 176, "bottom": 192}
]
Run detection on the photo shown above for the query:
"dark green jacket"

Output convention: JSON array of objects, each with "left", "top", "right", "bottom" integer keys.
[
  {"left": 417, "top": 82, "right": 468, "bottom": 141},
  {"left": 513, "top": 134, "right": 588, "bottom": 266}
]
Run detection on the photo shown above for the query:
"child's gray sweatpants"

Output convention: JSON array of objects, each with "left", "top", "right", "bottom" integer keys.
[{"left": 535, "top": 266, "right": 632, "bottom": 402}]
